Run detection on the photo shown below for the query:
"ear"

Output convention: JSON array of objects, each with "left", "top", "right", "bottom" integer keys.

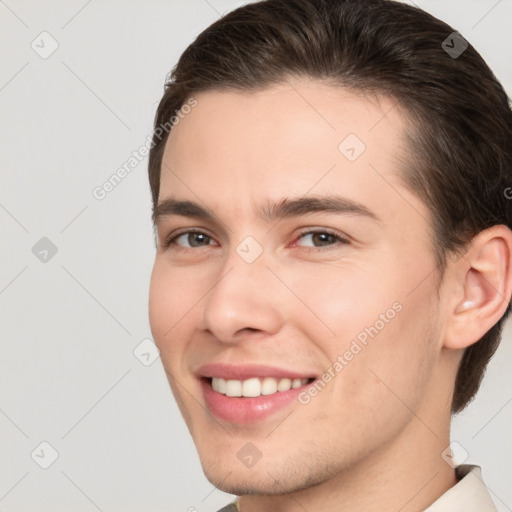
[{"left": 444, "top": 225, "right": 512, "bottom": 350}]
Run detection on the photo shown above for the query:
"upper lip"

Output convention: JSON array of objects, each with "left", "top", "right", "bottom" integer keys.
[{"left": 196, "top": 363, "right": 317, "bottom": 381}]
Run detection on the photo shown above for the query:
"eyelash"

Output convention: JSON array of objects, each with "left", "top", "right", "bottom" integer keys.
[{"left": 160, "top": 228, "right": 350, "bottom": 252}]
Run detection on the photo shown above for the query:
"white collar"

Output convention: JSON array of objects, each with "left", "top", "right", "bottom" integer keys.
[{"left": 424, "top": 465, "right": 497, "bottom": 511}]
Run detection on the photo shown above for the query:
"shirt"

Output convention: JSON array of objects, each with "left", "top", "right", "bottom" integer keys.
[
  {"left": 425, "top": 465, "right": 497, "bottom": 511},
  {"left": 215, "top": 465, "right": 498, "bottom": 511}
]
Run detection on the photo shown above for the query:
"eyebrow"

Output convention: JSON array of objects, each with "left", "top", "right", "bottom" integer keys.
[{"left": 152, "top": 195, "right": 381, "bottom": 227}]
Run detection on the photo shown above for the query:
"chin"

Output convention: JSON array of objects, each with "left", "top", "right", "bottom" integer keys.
[
  {"left": 199, "top": 448, "right": 332, "bottom": 497},
  {"left": 202, "top": 466, "right": 292, "bottom": 496}
]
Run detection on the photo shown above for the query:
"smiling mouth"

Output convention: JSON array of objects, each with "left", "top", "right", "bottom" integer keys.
[{"left": 203, "top": 376, "right": 316, "bottom": 398}]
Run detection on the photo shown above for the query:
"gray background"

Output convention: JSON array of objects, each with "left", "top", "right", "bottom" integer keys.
[{"left": 1, "top": 1, "right": 511, "bottom": 511}]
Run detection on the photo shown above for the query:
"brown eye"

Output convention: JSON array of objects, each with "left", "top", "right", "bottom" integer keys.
[
  {"left": 162, "top": 230, "right": 213, "bottom": 250},
  {"left": 295, "top": 230, "right": 349, "bottom": 250}
]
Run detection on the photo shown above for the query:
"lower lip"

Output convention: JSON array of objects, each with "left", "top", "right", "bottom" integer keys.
[{"left": 200, "top": 378, "right": 314, "bottom": 425}]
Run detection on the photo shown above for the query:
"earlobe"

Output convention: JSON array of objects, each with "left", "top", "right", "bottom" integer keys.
[{"left": 444, "top": 226, "right": 512, "bottom": 350}]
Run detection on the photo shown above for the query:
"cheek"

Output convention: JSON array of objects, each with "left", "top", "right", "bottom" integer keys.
[
  {"left": 335, "top": 283, "right": 438, "bottom": 423},
  {"left": 295, "top": 257, "right": 438, "bottom": 395},
  {"left": 286, "top": 261, "right": 397, "bottom": 344},
  {"left": 148, "top": 261, "right": 191, "bottom": 356}
]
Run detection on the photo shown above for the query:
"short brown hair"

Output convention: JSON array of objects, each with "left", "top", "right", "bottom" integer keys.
[{"left": 148, "top": 0, "right": 512, "bottom": 413}]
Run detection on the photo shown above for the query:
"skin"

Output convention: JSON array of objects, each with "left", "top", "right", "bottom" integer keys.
[{"left": 148, "top": 78, "right": 512, "bottom": 511}]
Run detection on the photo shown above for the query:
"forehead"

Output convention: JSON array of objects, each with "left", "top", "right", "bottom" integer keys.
[
  {"left": 159, "top": 79, "right": 426, "bottom": 229},
  {"left": 165, "top": 78, "right": 406, "bottom": 149}
]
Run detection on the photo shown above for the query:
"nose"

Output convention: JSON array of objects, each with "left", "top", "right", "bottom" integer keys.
[{"left": 199, "top": 244, "right": 284, "bottom": 344}]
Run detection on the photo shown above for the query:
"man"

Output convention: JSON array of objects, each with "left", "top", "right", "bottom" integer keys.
[{"left": 147, "top": 0, "right": 512, "bottom": 510}]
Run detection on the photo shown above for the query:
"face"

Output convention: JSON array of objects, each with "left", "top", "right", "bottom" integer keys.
[{"left": 149, "top": 79, "right": 448, "bottom": 495}]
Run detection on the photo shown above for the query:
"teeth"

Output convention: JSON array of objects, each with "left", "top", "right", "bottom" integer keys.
[
  {"left": 225, "top": 379, "right": 242, "bottom": 397},
  {"left": 242, "top": 377, "right": 261, "bottom": 397},
  {"left": 261, "top": 377, "right": 277, "bottom": 395},
  {"left": 210, "top": 377, "right": 311, "bottom": 397},
  {"left": 291, "top": 378, "right": 303, "bottom": 389}
]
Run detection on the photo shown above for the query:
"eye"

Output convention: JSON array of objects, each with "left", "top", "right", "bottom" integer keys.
[
  {"left": 294, "top": 229, "right": 349, "bottom": 250},
  {"left": 161, "top": 229, "right": 214, "bottom": 250},
  {"left": 160, "top": 228, "right": 349, "bottom": 252}
]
